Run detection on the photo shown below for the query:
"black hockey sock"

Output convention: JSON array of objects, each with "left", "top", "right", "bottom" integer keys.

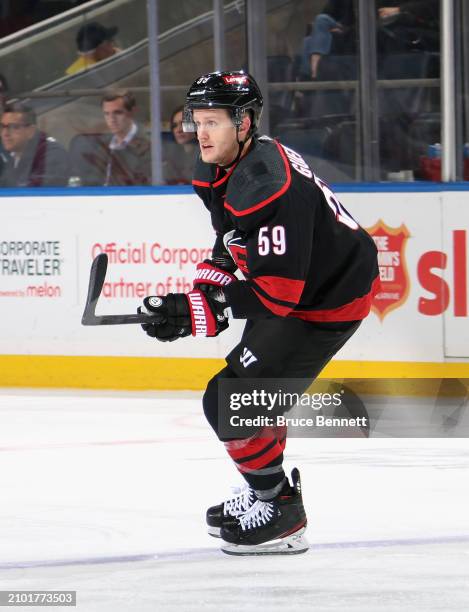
[
  {"left": 238, "top": 452, "right": 287, "bottom": 500},
  {"left": 253, "top": 476, "right": 288, "bottom": 501}
]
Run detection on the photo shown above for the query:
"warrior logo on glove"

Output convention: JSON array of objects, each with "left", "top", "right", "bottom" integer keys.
[
  {"left": 194, "top": 262, "right": 236, "bottom": 288},
  {"left": 193, "top": 260, "right": 237, "bottom": 295},
  {"left": 140, "top": 290, "right": 229, "bottom": 342}
]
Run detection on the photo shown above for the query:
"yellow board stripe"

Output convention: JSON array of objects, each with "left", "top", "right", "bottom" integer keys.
[{"left": 0, "top": 355, "right": 469, "bottom": 390}]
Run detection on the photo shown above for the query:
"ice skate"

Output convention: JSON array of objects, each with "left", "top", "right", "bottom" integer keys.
[
  {"left": 220, "top": 468, "right": 308, "bottom": 556},
  {"left": 206, "top": 482, "right": 256, "bottom": 538}
]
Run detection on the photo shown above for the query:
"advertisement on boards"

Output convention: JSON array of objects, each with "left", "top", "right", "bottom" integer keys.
[{"left": 0, "top": 189, "right": 468, "bottom": 361}]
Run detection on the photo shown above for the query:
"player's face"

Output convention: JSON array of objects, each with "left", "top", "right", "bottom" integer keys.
[
  {"left": 0, "top": 112, "right": 36, "bottom": 153},
  {"left": 192, "top": 108, "right": 239, "bottom": 166},
  {"left": 102, "top": 98, "right": 134, "bottom": 139}
]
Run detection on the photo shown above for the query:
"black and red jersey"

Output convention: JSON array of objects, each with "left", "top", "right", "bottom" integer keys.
[{"left": 192, "top": 135, "right": 379, "bottom": 322}]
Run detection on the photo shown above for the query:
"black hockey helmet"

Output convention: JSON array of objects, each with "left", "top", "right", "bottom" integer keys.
[{"left": 183, "top": 70, "right": 263, "bottom": 136}]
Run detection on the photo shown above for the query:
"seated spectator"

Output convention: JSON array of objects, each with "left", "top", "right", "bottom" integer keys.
[
  {"left": 377, "top": 0, "right": 440, "bottom": 54},
  {"left": 69, "top": 89, "right": 152, "bottom": 186},
  {"left": 101, "top": 90, "right": 151, "bottom": 185},
  {"left": 0, "top": 102, "right": 70, "bottom": 187},
  {"left": 301, "top": 0, "right": 356, "bottom": 80},
  {"left": 66, "top": 22, "right": 121, "bottom": 76},
  {"left": 68, "top": 91, "right": 151, "bottom": 186},
  {"left": 164, "top": 105, "right": 198, "bottom": 184}
]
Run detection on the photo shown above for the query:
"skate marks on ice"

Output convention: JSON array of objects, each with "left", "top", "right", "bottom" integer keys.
[
  {"left": 1, "top": 532, "right": 469, "bottom": 570},
  {"left": 1, "top": 540, "right": 469, "bottom": 612},
  {"left": 0, "top": 391, "right": 469, "bottom": 611}
]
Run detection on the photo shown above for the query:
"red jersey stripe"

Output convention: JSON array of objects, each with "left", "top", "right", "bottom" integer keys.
[
  {"left": 192, "top": 165, "right": 235, "bottom": 188},
  {"left": 290, "top": 275, "right": 381, "bottom": 322},
  {"left": 224, "top": 140, "right": 291, "bottom": 217},
  {"left": 252, "top": 289, "right": 293, "bottom": 316},
  {"left": 213, "top": 164, "right": 236, "bottom": 188},
  {"left": 253, "top": 275, "right": 305, "bottom": 305}
]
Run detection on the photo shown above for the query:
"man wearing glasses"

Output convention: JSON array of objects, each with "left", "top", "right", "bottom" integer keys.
[{"left": 0, "top": 102, "right": 70, "bottom": 187}]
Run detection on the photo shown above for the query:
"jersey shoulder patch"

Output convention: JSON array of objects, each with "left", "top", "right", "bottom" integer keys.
[{"left": 224, "top": 137, "right": 291, "bottom": 218}]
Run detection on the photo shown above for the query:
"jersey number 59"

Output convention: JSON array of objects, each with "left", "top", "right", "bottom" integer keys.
[{"left": 258, "top": 226, "right": 287, "bottom": 256}]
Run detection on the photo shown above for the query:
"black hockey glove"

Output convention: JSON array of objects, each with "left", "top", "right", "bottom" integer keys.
[
  {"left": 140, "top": 290, "right": 229, "bottom": 342},
  {"left": 211, "top": 233, "right": 238, "bottom": 274},
  {"left": 193, "top": 260, "right": 237, "bottom": 295}
]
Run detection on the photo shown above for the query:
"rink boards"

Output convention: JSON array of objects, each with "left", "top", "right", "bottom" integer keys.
[{"left": 1, "top": 184, "right": 468, "bottom": 389}]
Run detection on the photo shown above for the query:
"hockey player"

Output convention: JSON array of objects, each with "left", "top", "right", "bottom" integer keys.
[{"left": 140, "top": 71, "right": 379, "bottom": 555}]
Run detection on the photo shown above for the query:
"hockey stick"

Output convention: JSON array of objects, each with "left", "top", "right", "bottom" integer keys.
[{"left": 81, "top": 253, "right": 164, "bottom": 326}]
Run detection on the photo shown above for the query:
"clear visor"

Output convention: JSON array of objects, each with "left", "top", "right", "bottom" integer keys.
[
  {"left": 182, "top": 118, "right": 237, "bottom": 133},
  {"left": 182, "top": 120, "right": 197, "bottom": 133},
  {"left": 182, "top": 105, "right": 239, "bottom": 133}
]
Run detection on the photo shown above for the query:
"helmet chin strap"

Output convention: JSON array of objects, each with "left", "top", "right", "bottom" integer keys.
[{"left": 219, "top": 125, "right": 251, "bottom": 170}]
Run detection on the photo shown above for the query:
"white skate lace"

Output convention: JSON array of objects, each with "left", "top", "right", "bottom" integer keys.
[
  {"left": 238, "top": 499, "right": 275, "bottom": 531},
  {"left": 223, "top": 483, "right": 255, "bottom": 517}
]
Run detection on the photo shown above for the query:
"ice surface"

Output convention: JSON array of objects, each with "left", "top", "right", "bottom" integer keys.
[{"left": 0, "top": 389, "right": 468, "bottom": 611}]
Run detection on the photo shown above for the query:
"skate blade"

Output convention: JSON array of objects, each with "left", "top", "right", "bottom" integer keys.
[
  {"left": 208, "top": 526, "right": 221, "bottom": 538},
  {"left": 220, "top": 527, "right": 309, "bottom": 556}
]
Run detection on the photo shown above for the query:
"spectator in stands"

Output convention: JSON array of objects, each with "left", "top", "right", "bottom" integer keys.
[
  {"left": 164, "top": 105, "right": 198, "bottom": 184},
  {"left": 0, "top": 102, "right": 70, "bottom": 187},
  {"left": 377, "top": 0, "right": 440, "bottom": 54},
  {"left": 100, "top": 89, "right": 151, "bottom": 185},
  {"left": 301, "top": 0, "right": 356, "bottom": 80},
  {"left": 65, "top": 22, "right": 121, "bottom": 76}
]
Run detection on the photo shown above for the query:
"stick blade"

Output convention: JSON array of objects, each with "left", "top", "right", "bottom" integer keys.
[
  {"left": 88, "top": 253, "right": 108, "bottom": 304},
  {"left": 82, "top": 253, "right": 108, "bottom": 325},
  {"left": 81, "top": 253, "right": 166, "bottom": 326}
]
